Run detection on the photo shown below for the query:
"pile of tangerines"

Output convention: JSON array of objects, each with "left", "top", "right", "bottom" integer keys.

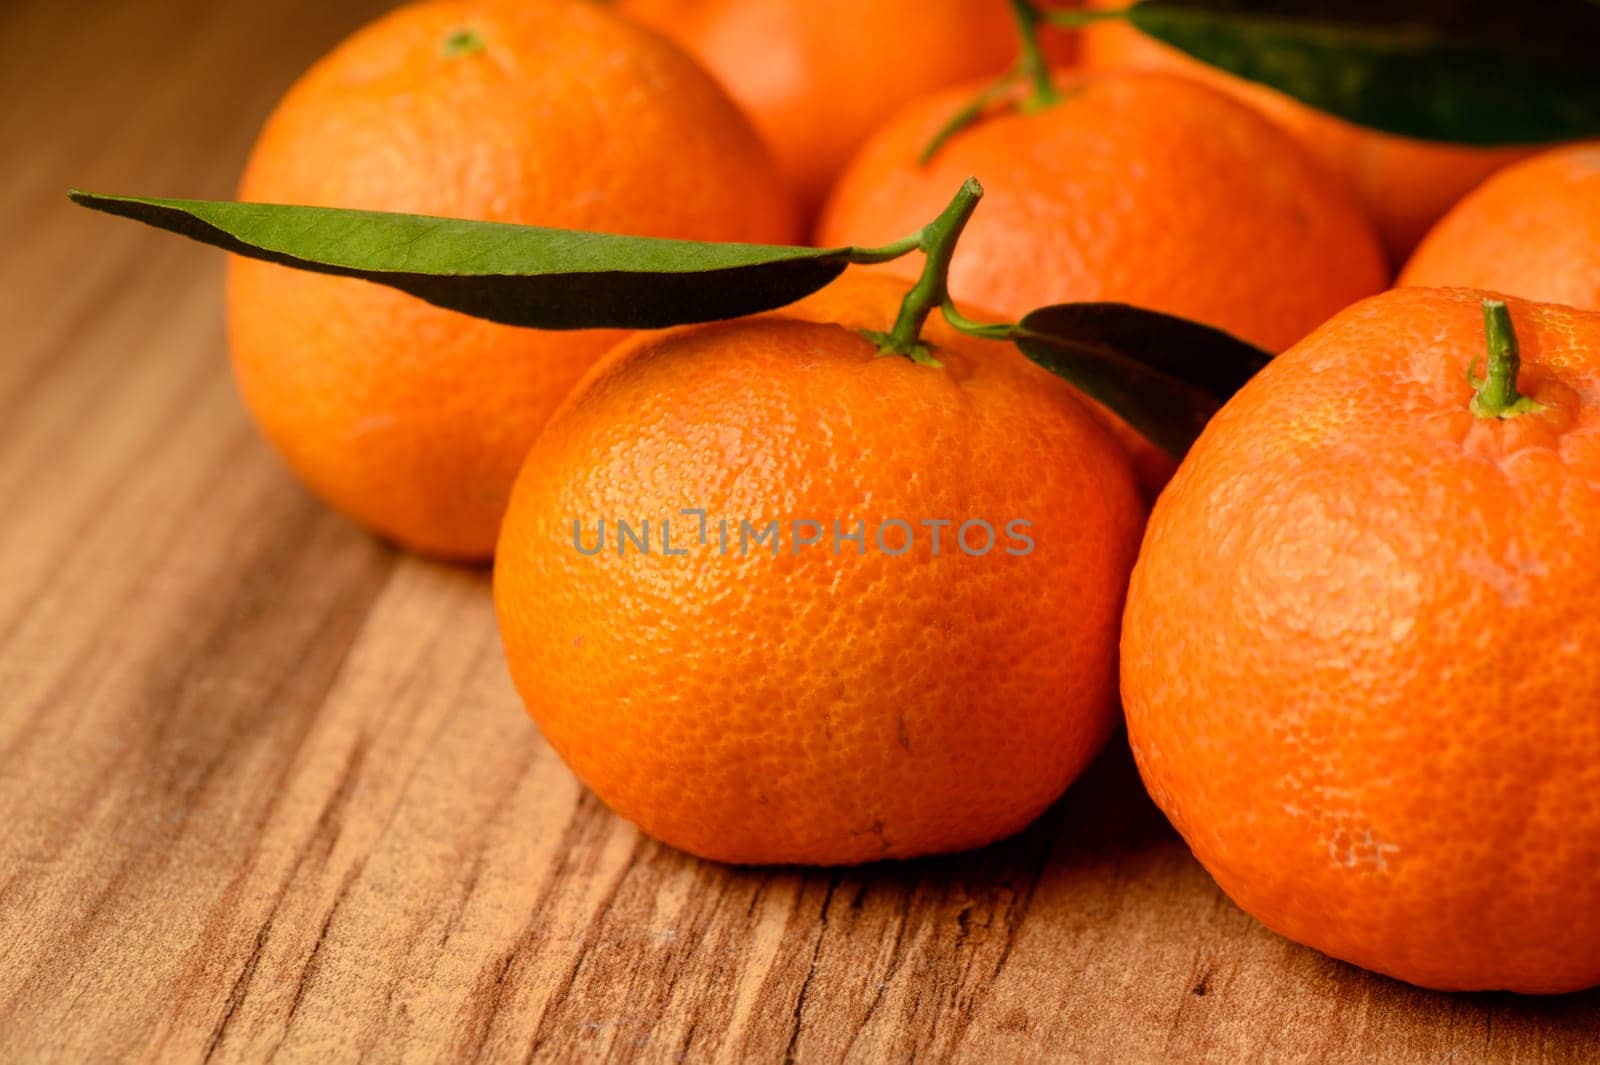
[{"left": 136, "top": 0, "right": 1600, "bottom": 994}]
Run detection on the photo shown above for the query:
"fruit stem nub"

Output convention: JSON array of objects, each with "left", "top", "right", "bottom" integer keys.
[
  {"left": 864, "top": 178, "right": 985, "bottom": 365},
  {"left": 1470, "top": 300, "right": 1544, "bottom": 419},
  {"left": 442, "top": 28, "right": 485, "bottom": 57}
]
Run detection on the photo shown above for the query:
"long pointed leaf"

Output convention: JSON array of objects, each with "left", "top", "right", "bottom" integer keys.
[
  {"left": 69, "top": 191, "right": 855, "bottom": 329},
  {"left": 1015, "top": 303, "right": 1271, "bottom": 457},
  {"left": 1127, "top": 0, "right": 1600, "bottom": 145}
]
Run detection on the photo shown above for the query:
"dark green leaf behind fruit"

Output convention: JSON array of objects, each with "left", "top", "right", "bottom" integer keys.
[
  {"left": 1014, "top": 303, "right": 1272, "bottom": 457},
  {"left": 1126, "top": 0, "right": 1600, "bottom": 145}
]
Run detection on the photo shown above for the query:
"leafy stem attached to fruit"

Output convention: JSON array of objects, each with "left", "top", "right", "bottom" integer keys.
[
  {"left": 1469, "top": 299, "right": 1545, "bottom": 419},
  {"left": 70, "top": 178, "right": 1271, "bottom": 459},
  {"left": 858, "top": 179, "right": 1084, "bottom": 360},
  {"left": 861, "top": 178, "right": 990, "bottom": 365}
]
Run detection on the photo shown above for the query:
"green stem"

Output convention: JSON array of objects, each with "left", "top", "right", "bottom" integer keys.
[
  {"left": 940, "top": 299, "right": 1017, "bottom": 342},
  {"left": 1470, "top": 299, "right": 1544, "bottom": 419},
  {"left": 861, "top": 178, "right": 986, "bottom": 364},
  {"left": 919, "top": 68, "right": 1021, "bottom": 165},
  {"left": 848, "top": 230, "right": 925, "bottom": 265},
  {"left": 919, "top": 0, "right": 1074, "bottom": 162},
  {"left": 1009, "top": 0, "right": 1059, "bottom": 111}
]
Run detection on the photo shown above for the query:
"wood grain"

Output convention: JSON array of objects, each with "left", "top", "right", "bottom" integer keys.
[{"left": 3, "top": 2, "right": 1598, "bottom": 1061}]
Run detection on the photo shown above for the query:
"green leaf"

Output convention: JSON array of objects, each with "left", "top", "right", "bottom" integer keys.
[
  {"left": 1126, "top": 0, "right": 1600, "bottom": 145},
  {"left": 1013, "top": 303, "right": 1271, "bottom": 458},
  {"left": 67, "top": 191, "right": 855, "bottom": 329}
]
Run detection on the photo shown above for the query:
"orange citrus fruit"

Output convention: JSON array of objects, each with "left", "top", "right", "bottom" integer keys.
[
  {"left": 494, "top": 274, "right": 1144, "bottom": 865},
  {"left": 818, "top": 71, "right": 1387, "bottom": 496},
  {"left": 228, "top": 0, "right": 798, "bottom": 559},
  {"left": 1077, "top": 2, "right": 1536, "bottom": 264},
  {"left": 1122, "top": 287, "right": 1600, "bottom": 993},
  {"left": 1401, "top": 142, "right": 1600, "bottom": 311},
  {"left": 617, "top": 0, "right": 1068, "bottom": 216}
]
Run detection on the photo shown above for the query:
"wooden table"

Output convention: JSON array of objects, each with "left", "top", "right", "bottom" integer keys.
[{"left": 5, "top": 2, "right": 1597, "bottom": 1061}]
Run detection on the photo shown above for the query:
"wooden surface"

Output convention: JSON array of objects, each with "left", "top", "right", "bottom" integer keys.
[{"left": 4, "top": 2, "right": 1598, "bottom": 1061}]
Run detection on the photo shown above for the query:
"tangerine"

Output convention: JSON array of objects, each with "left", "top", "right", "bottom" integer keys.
[
  {"left": 1401, "top": 142, "right": 1600, "bottom": 312},
  {"left": 228, "top": 0, "right": 798, "bottom": 559},
  {"left": 1122, "top": 287, "right": 1600, "bottom": 992},
  {"left": 494, "top": 273, "right": 1144, "bottom": 864}
]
